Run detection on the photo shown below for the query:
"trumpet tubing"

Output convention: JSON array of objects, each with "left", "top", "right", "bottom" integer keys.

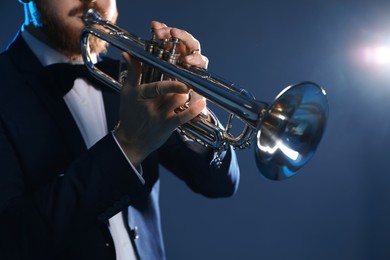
[{"left": 81, "top": 9, "right": 329, "bottom": 180}]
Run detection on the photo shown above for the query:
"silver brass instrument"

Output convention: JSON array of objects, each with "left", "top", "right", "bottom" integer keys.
[{"left": 81, "top": 8, "right": 329, "bottom": 180}]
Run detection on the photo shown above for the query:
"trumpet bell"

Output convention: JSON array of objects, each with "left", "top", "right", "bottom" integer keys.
[{"left": 255, "top": 82, "right": 329, "bottom": 180}]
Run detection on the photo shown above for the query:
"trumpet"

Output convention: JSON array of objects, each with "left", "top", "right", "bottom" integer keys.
[{"left": 80, "top": 8, "right": 329, "bottom": 180}]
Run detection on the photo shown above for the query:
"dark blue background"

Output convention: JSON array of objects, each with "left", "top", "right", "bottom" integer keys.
[{"left": 2, "top": 1, "right": 390, "bottom": 259}]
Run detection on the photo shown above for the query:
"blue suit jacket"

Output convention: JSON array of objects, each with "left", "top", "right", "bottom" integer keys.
[{"left": 0, "top": 33, "right": 239, "bottom": 260}]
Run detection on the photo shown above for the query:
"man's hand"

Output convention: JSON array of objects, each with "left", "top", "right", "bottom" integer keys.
[{"left": 115, "top": 22, "right": 210, "bottom": 166}]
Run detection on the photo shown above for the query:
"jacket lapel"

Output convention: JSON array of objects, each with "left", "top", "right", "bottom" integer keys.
[
  {"left": 7, "top": 32, "right": 87, "bottom": 157},
  {"left": 7, "top": 32, "right": 122, "bottom": 157}
]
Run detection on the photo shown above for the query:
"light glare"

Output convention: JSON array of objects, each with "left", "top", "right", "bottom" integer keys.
[
  {"left": 258, "top": 140, "right": 299, "bottom": 161},
  {"left": 362, "top": 45, "right": 390, "bottom": 65}
]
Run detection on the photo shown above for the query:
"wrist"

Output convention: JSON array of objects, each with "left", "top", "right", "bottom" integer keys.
[{"left": 113, "top": 122, "right": 145, "bottom": 167}]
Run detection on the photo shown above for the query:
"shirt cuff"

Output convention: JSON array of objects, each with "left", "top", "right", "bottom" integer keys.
[{"left": 111, "top": 131, "right": 145, "bottom": 185}]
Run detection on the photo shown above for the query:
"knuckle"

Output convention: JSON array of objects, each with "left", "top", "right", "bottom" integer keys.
[
  {"left": 193, "top": 38, "right": 200, "bottom": 46},
  {"left": 154, "top": 83, "right": 162, "bottom": 96},
  {"left": 171, "top": 27, "right": 184, "bottom": 36},
  {"left": 201, "top": 56, "right": 209, "bottom": 68},
  {"left": 155, "top": 81, "right": 168, "bottom": 95},
  {"left": 155, "top": 27, "right": 171, "bottom": 39},
  {"left": 137, "top": 85, "right": 147, "bottom": 99}
]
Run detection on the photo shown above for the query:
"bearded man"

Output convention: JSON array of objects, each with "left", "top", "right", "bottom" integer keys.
[{"left": 0, "top": 0, "right": 240, "bottom": 259}]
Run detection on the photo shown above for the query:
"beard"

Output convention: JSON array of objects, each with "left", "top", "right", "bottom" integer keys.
[{"left": 34, "top": 1, "right": 118, "bottom": 59}]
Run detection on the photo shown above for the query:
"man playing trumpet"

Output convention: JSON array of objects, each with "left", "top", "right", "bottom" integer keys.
[{"left": 0, "top": 0, "right": 240, "bottom": 259}]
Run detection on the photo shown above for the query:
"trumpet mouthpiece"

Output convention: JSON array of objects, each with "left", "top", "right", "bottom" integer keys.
[{"left": 83, "top": 8, "right": 102, "bottom": 25}]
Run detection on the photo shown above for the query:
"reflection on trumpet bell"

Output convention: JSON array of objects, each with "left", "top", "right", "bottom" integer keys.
[
  {"left": 255, "top": 83, "right": 328, "bottom": 180},
  {"left": 80, "top": 8, "right": 329, "bottom": 180}
]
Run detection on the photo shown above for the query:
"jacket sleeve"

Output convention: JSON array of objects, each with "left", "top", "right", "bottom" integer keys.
[
  {"left": 0, "top": 128, "right": 145, "bottom": 259},
  {"left": 158, "top": 131, "right": 240, "bottom": 198}
]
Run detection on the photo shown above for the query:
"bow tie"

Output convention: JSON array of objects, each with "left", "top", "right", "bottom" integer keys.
[{"left": 40, "top": 58, "right": 123, "bottom": 97}]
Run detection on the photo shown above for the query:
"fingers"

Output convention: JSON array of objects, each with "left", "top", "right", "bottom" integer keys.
[
  {"left": 173, "top": 99, "right": 206, "bottom": 125},
  {"left": 151, "top": 22, "right": 199, "bottom": 52},
  {"left": 151, "top": 21, "right": 168, "bottom": 31},
  {"left": 138, "top": 81, "right": 189, "bottom": 99},
  {"left": 133, "top": 80, "right": 206, "bottom": 123},
  {"left": 182, "top": 51, "right": 209, "bottom": 68},
  {"left": 188, "top": 91, "right": 209, "bottom": 116},
  {"left": 151, "top": 21, "right": 209, "bottom": 69}
]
